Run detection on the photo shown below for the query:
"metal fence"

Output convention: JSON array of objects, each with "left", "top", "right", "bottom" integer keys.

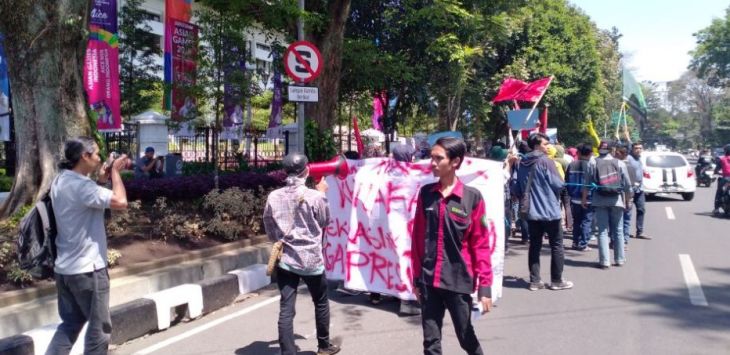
[{"left": 103, "top": 125, "right": 287, "bottom": 171}]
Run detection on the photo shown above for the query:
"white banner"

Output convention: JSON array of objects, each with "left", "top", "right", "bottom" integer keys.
[{"left": 323, "top": 157, "right": 505, "bottom": 302}]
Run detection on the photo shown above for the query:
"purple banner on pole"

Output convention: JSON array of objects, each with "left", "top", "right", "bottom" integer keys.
[{"left": 84, "top": 0, "right": 121, "bottom": 132}]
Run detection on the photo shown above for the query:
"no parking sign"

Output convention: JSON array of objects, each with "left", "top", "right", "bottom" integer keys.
[{"left": 284, "top": 41, "right": 322, "bottom": 83}]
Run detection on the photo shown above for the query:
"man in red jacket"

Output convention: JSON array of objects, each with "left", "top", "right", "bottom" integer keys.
[{"left": 411, "top": 137, "right": 493, "bottom": 355}]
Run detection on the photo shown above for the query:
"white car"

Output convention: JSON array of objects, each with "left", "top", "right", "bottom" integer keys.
[{"left": 640, "top": 151, "right": 696, "bottom": 200}]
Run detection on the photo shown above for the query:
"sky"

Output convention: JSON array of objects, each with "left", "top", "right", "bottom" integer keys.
[{"left": 569, "top": 0, "right": 728, "bottom": 83}]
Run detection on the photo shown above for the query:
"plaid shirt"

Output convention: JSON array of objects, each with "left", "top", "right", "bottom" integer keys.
[{"left": 263, "top": 177, "right": 330, "bottom": 273}]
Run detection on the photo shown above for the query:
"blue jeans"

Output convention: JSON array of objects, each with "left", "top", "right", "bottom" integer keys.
[
  {"left": 623, "top": 205, "right": 632, "bottom": 244},
  {"left": 47, "top": 269, "right": 111, "bottom": 355},
  {"left": 570, "top": 203, "right": 593, "bottom": 249},
  {"left": 595, "top": 207, "right": 625, "bottom": 266}
]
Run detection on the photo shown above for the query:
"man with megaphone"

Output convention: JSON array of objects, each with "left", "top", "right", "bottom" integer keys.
[{"left": 263, "top": 152, "right": 341, "bottom": 355}]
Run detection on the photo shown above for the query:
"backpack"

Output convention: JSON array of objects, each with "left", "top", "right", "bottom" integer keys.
[
  {"left": 595, "top": 159, "right": 623, "bottom": 196},
  {"left": 17, "top": 190, "right": 57, "bottom": 279},
  {"left": 566, "top": 161, "right": 587, "bottom": 200}
]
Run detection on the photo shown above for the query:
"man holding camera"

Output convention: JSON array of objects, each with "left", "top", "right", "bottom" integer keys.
[{"left": 135, "top": 146, "right": 164, "bottom": 179}]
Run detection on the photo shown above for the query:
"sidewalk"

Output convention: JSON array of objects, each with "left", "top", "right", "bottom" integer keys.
[{"left": 0, "top": 235, "right": 274, "bottom": 353}]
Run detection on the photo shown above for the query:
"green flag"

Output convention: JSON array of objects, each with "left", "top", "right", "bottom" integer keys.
[{"left": 622, "top": 69, "right": 647, "bottom": 111}]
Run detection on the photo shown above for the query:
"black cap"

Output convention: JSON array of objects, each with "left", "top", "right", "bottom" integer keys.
[
  {"left": 282, "top": 152, "right": 308, "bottom": 176},
  {"left": 579, "top": 144, "right": 593, "bottom": 156}
]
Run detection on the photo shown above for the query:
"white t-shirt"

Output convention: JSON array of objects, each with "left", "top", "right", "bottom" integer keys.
[{"left": 51, "top": 170, "right": 113, "bottom": 274}]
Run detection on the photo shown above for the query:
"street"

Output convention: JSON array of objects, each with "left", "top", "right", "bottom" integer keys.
[{"left": 114, "top": 185, "right": 730, "bottom": 355}]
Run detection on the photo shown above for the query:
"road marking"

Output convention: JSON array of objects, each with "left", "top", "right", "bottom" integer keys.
[
  {"left": 678, "top": 254, "right": 708, "bottom": 307},
  {"left": 665, "top": 206, "right": 675, "bottom": 220},
  {"left": 134, "top": 292, "right": 284, "bottom": 354}
]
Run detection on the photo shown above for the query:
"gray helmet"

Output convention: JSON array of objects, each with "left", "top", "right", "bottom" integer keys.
[{"left": 282, "top": 152, "right": 308, "bottom": 176}]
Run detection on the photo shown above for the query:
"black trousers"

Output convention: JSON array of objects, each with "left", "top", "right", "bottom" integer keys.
[
  {"left": 421, "top": 285, "right": 483, "bottom": 355},
  {"left": 527, "top": 219, "right": 565, "bottom": 283},
  {"left": 276, "top": 267, "right": 330, "bottom": 355}
]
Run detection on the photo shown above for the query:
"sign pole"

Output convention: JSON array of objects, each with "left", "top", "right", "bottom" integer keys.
[{"left": 296, "top": 0, "right": 306, "bottom": 154}]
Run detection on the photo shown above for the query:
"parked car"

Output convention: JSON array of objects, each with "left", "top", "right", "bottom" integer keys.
[{"left": 640, "top": 151, "right": 696, "bottom": 201}]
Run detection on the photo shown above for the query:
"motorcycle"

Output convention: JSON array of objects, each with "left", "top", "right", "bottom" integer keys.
[
  {"left": 722, "top": 181, "right": 730, "bottom": 218},
  {"left": 697, "top": 164, "right": 717, "bottom": 187}
]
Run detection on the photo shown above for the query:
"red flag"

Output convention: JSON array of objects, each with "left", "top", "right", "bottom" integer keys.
[
  {"left": 539, "top": 105, "right": 548, "bottom": 133},
  {"left": 515, "top": 77, "right": 552, "bottom": 102},
  {"left": 492, "top": 78, "right": 527, "bottom": 103},
  {"left": 352, "top": 116, "right": 365, "bottom": 155}
]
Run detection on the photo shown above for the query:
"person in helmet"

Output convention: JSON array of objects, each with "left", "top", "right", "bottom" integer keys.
[{"left": 263, "top": 152, "right": 341, "bottom": 355}]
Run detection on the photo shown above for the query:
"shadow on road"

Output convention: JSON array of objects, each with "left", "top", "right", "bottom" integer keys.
[
  {"left": 613, "top": 283, "right": 730, "bottom": 340},
  {"left": 693, "top": 212, "right": 729, "bottom": 219},
  {"left": 235, "top": 336, "right": 315, "bottom": 355}
]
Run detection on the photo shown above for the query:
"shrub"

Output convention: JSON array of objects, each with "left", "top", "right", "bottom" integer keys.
[
  {"left": 7, "top": 262, "right": 33, "bottom": 286},
  {"left": 0, "top": 238, "right": 13, "bottom": 271},
  {"left": 182, "top": 161, "right": 216, "bottom": 176},
  {"left": 124, "top": 170, "right": 285, "bottom": 201},
  {"left": 202, "top": 187, "right": 269, "bottom": 240},
  {"left": 0, "top": 175, "right": 12, "bottom": 192},
  {"left": 150, "top": 197, "right": 205, "bottom": 241},
  {"left": 106, "top": 200, "right": 143, "bottom": 235},
  {"left": 107, "top": 248, "right": 122, "bottom": 267}
]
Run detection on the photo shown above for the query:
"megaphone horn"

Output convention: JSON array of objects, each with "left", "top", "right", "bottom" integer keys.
[{"left": 307, "top": 155, "right": 349, "bottom": 182}]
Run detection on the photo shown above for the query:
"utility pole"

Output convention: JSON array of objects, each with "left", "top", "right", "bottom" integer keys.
[{"left": 296, "top": 0, "right": 306, "bottom": 153}]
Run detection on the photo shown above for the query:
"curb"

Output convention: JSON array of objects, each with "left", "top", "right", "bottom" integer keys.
[
  {"left": 0, "top": 235, "right": 269, "bottom": 309},
  {"left": 0, "top": 264, "right": 271, "bottom": 355}
]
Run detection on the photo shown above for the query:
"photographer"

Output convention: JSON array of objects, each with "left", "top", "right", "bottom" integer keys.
[{"left": 135, "top": 146, "right": 164, "bottom": 179}]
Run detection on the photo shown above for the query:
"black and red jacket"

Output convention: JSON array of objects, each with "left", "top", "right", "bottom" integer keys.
[{"left": 411, "top": 180, "right": 494, "bottom": 298}]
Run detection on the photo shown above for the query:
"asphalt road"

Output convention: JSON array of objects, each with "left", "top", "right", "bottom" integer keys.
[{"left": 114, "top": 184, "right": 730, "bottom": 355}]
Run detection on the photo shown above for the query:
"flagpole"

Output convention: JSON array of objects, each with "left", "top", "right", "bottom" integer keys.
[{"left": 520, "top": 76, "right": 554, "bottom": 129}]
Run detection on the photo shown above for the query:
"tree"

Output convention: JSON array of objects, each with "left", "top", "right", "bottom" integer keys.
[
  {"left": 690, "top": 6, "right": 730, "bottom": 88},
  {"left": 0, "top": 0, "right": 91, "bottom": 217},
  {"left": 119, "top": 0, "right": 163, "bottom": 119}
]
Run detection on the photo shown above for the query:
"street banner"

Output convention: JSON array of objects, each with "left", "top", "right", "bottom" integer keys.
[
  {"left": 169, "top": 20, "right": 198, "bottom": 121},
  {"left": 164, "top": 0, "right": 192, "bottom": 110},
  {"left": 0, "top": 34, "right": 10, "bottom": 141},
  {"left": 84, "top": 0, "right": 121, "bottom": 132},
  {"left": 507, "top": 109, "right": 540, "bottom": 130},
  {"left": 323, "top": 157, "right": 505, "bottom": 302},
  {"left": 267, "top": 70, "right": 284, "bottom": 138}
]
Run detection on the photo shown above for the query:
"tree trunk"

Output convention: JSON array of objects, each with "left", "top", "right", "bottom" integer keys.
[
  {"left": 306, "top": 0, "right": 351, "bottom": 130},
  {"left": 0, "top": 0, "right": 90, "bottom": 217}
]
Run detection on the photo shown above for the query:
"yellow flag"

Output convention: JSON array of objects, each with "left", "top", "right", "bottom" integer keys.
[{"left": 586, "top": 117, "right": 601, "bottom": 155}]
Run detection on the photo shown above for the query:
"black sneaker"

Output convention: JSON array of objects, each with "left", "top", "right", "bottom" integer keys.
[
  {"left": 399, "top": 300, "right": 421, "bottom": 316},
  {"left": 317, "top": 344, "right": 341, "bottom": 355},
  {"left": 369, "top": 293, "right": 382, "bottom": 305}
]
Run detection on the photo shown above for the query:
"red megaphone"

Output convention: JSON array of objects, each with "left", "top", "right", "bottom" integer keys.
[{"left": 308, "top": 155, "right": 349, "bottom": 182}]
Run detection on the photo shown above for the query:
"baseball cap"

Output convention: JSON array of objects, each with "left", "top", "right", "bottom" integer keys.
[
  {"left": 145, "top": 146, "right": 155, "bottom": 153},
  {"left": 282, "top": 152, "right": 308, "bottom": 176},
  {"left": 578, "top": 144, "right": 593, "bottom": 156}
]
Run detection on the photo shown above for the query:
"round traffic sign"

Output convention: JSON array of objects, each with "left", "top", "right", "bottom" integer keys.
[{"left": 284, "top": 41, "right": 322, "bottom": 83}]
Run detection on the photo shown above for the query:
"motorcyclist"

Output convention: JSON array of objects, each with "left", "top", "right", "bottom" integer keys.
[
  {"left": 695, "top": 149, "right": 713, "bottom": 177},
  {"left": 713, "top": 144, "right": 730, "bottom": 215}
]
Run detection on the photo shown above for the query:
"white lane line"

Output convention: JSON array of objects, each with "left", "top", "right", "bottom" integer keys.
[
  {"left": 134, "top": 292, "right": 283, "bottom": 354},
  {"left": 665, "top": 206, "right": 675, "bottom": 220},
  {"left": 678, "top": 254, "right": 708, "bottom": 307}
]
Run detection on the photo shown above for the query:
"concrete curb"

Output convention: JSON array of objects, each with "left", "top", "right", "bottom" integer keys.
[{"left": 0, "top": 264, "right": 271, "bottom": 355}]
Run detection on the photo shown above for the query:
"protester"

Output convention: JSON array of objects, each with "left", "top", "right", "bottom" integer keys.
[
  {"left": 263, "top": 152, "right": 340, "bottom": 355},
  {"left": 566, "top": 144, "right": 594, "bottom": 251},
  {"left": 628, "top": 142, "right": 649, "bottom": 239},
  {"left": 512, "top": 133, "right": 573, "bottom": 291},
  {"left": 582, "top": 141, "right": 632, "bottom": 269},
  {"left": 714, "top": 144, "right": 730, "bottom": 215},
  {"left": 47, "top": 137, "right": 129, "bottom": 355},
  {"left": 554, "top": 144, "right": 572, "bottom": 233},
  {"left": 614, "top": 144, "right": 637, "bottom": 249},
  {"left": 489, "top": 146, "right": 515, "bottom": 253},
  {"left": 411, "top": 137, "right": 493, "bottom": 355},
  {"left": 512, "top": 141, "right": 532, "bottom": 244},
  {"left": 135, "top": 146, "right": 164, "bottom": 179}
]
